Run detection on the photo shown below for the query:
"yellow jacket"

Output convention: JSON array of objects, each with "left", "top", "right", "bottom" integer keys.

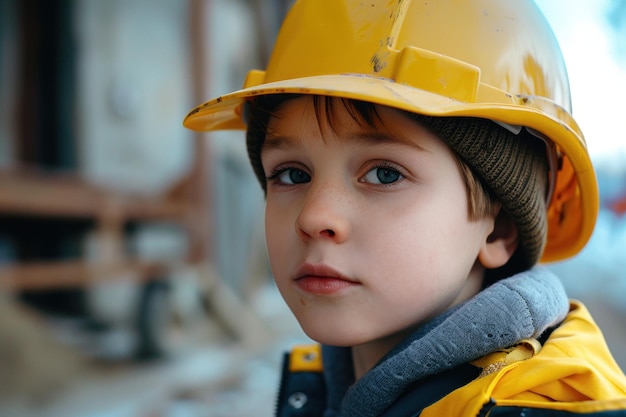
[
  {"left": 277, "top": 301, "right": 626, "bottom": 416},
  {"left": 423, "top": 301, "right": 626, "bottom": 416}
]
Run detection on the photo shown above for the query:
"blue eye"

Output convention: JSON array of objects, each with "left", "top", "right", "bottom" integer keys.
[
  {"left": 363, "top": 166, "right": 402, "bottom": 184},
  {"left": 275, "top": 168, "right": 311, "bottom": 185}
]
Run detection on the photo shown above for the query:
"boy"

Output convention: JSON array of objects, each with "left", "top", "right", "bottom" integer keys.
[{"left": 184, "top": 0, "right": 626, "bottom": 415}]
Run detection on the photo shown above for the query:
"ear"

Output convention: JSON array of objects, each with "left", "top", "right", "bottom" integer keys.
[{"left": 478, "top": 207, "right": 519, "bottom": 269}]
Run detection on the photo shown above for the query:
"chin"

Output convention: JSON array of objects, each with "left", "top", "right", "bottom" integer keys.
[{"left": 300, "top": 324, "right": 368, "bottom": 347}]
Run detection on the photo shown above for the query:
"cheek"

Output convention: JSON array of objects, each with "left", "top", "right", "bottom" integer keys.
[
  {"left": 367, "top": 201, "right": 482, "bottom": 274},
  {"left": 265, "top": 205, "right": 296, "bottom": 275}
]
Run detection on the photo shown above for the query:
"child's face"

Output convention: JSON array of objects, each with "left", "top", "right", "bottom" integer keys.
[{"left": 261, "top": 96, "right": 496, "bottom": 349}]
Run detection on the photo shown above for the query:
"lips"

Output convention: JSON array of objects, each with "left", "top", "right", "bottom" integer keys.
[{"left": 294, "top": 263, "right": 360, "bottom": 295}]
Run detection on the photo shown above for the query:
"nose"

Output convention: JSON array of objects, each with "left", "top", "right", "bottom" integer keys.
[{"left": 295, "top": 181, "right": 351, "bottom": 243}]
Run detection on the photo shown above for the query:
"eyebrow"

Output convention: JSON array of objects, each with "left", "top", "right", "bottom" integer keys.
[
  {"left": 262, "top": 131, "right": 429, "bottom": 153},
  {"left": 262, "top": 135, "right": 298, "bottom": 151},
  {"left": 352, "top": 132, "right": 429, "bottom": 152}
]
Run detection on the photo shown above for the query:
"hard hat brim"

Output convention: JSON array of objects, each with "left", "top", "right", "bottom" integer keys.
[{"left": 183, "top": 73, "right": 598, "bottom": 264}]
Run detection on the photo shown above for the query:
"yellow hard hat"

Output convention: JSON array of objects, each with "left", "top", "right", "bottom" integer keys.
[{"left": 184, "top": 0, "right": 599, "bottom": 263}]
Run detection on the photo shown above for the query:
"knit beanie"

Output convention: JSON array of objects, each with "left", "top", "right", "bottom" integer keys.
[
  {"left": 407, "top": 115, "right": 549, "bottom": 276},
  {"left": 245, "top": 100, "right": 549, "bottom": 276}
]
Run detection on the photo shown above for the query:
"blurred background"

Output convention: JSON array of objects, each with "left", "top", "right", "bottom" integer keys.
[{"left": 0, "top": 1, "right": 624, "bottom": 416}]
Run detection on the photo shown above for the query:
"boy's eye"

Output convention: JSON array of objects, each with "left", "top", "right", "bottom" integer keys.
[
  {"left": 362, "top": 166, "right": 402, "bottom": 185},
  {"left": 273, "top": 168, "right": 311, "bottom": 185}
]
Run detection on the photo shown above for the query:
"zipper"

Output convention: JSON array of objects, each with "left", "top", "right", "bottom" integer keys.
[{"left": 275, "top": 352, "right": 290, "bottom": 417}]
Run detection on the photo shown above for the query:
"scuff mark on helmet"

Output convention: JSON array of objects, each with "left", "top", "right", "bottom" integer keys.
[
  {"left": 370, "top": 54, "right": 383, "bottom": 72},
  {"left": 370, "top": 52, "right": 389, "bottom": 73}
]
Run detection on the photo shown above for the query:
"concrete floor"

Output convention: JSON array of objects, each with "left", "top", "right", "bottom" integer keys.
[{"left": 0, "top": 284, "right": 310, "bottom": 417}]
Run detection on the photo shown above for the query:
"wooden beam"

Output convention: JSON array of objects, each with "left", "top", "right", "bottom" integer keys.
[
  {"left": 0, "top": 260, "right": 168, "bottom": 291},
  {"left": 0, "top": 170, "right": 189, "bottom": 221}
]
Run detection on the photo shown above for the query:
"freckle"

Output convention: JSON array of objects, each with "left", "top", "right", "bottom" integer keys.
[{"left": 300, "top": 297, "right": 306, "bottom": 306}]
